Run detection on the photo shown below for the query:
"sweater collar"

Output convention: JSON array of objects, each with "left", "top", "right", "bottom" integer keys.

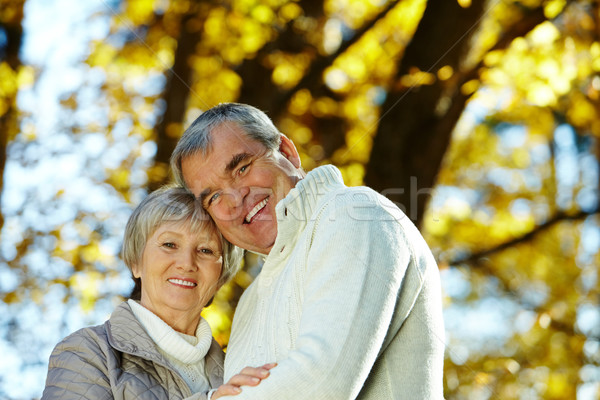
[
  {"left": 277, "top": 164, "right": 344, "bottom": 221},
  {"left": 265, "top": 165, "right": 344, "bottom": 258}
]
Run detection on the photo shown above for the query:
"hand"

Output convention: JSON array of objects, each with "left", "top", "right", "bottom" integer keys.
[{"left": 211, "top": 363, "right": 277, "bottom": 399}]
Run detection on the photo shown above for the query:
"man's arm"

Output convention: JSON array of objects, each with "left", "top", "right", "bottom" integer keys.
[{"left": 223, "top": 189, "right": 426, "bottom": 399}]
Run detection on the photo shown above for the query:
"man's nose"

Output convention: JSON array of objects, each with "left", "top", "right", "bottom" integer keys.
[{"left": 220, "top": 185, "right": 250, "bottom": 210}]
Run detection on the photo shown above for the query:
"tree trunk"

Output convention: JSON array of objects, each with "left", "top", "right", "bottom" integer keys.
[
  {"left": 365, "top": 0, "right": 486, "bottom": 227},
  {"left": 236, "top": 0, "right": 325, "bottom": 114},
  {"left": 150, "top": 2, "right": 210, "bottom": 191},
  {"left": 235, "top": 0, "right": 401, "bottom": 160},
  {"left": 0, "top": 0, "right": 25, "bottom": 230}
]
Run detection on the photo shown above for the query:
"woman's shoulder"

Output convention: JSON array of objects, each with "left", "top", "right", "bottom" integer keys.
[
  {"left": 43, "top": 319, "right": 116, "bottom": 399},
  {"left": 52, "top": 321, "right": 110, "bottom": 358},
  {"left": 52, "top": 301, "right": 133, "bottom": 357}
]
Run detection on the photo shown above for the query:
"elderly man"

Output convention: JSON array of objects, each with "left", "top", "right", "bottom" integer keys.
[{"left": 171, "top": 103, "right": 445, "bottom": 399}]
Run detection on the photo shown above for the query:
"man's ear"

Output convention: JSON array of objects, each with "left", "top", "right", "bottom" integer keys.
[{"left": 279, "top": 134, "right": 301, "bottom": 168}]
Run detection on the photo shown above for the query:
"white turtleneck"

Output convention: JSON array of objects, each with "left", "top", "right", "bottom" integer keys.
[{"left": 128, "top": 299, "right": 213, "bottom": 393}]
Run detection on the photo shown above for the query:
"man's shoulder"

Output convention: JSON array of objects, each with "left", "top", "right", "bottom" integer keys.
[{"left": 316, "top": 184, "right": 405, "bottom": 221}]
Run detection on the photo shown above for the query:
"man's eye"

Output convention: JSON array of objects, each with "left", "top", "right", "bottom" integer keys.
[
  {"left": 238, "top": 163, "right": 250, "bottom": 175},
  {"left": 208, "top": 192, "right": 220, "bottom": 205}
]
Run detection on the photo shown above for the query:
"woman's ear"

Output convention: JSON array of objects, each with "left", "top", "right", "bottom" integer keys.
[
  {"left": 279, "top": 134, "right": 302, "bottom": 169},
  {"left": 131, "top": 264, "right": 141, "bottom": 279}
]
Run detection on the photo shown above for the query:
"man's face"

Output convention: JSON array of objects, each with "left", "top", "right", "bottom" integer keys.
[{"left": 181, "top": 122, "right": 303, "bottom": 255}]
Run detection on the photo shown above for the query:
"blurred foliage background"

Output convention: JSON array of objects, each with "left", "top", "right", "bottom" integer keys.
[{"left": 1, "top": 0, "right": 599, "bottom": 398}]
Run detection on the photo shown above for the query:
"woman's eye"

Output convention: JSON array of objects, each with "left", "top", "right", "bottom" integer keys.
[
  {"left": 163, "top": 242, "right": 176, "bottom": 249},
  {"left": 199, "top": 248, "right": 214, "bottom": 255}
]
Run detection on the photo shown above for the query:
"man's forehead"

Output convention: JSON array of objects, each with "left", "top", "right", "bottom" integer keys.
[{"left": 182, "top": 150, "right": 242, "bottom": 194}]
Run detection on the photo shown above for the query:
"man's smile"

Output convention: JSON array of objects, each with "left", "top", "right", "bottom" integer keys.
[{"left": 245, "top": 197, "right": 269, "bottom": 224}]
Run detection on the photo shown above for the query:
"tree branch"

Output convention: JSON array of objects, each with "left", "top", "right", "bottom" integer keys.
[
  {"left": 462, "top": 0, "right": 576, "bottom": 83},
  {"left": 271, "top": 0, "right": 401, "bottom": 116},
  {"left": 449, "top": 209, "right": 599, "bottom": 266}
]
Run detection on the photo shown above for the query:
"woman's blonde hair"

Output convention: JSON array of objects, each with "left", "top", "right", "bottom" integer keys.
[{"left": 122, "top": 185, "right": 242, "bottom": 299}]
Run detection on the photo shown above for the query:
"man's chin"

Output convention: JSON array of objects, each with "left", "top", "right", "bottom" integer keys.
[{"left": 243, "top": 235, "right": 276, "bottom": 255}]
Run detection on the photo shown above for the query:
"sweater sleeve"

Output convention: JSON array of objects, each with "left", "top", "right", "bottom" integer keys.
[
  {"left": 222, "top": 189, "right": 422, "bottom": 399},
  {"left": 41, "top": 329, "right": 113, "bottom": 400}
]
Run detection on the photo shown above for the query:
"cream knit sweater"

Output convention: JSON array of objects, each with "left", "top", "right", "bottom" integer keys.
[{"left": 223, "top": 165, "right": 445, "bottom": 399}]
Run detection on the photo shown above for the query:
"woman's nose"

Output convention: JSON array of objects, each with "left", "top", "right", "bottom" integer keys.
[{"left": 176, "top": 250, "right": 197, "bottom": 271}]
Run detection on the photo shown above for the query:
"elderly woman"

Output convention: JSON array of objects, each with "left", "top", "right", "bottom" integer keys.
[{"left": 42, "top": 186, "right": 273, "bottom": 400}]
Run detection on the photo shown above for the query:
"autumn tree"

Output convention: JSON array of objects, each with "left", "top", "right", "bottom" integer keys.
[
  {"left": 0, "top": 0, "right": 26, "bottom": 230},
  {"left": 0, "top": 0, "right": 599, "bottom": 398}
]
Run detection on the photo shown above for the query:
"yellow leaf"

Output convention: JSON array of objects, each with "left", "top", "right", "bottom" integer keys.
[
  {"left": 17, "top": 65, "right": 35, "bottom": 88},
  {"left": 125, "top": 0, "right": 156, "bottom": 25},
  {"left": 70, "top": 272, "right": 102, "bottom": 313},
  {"left": 250, "top": 5, "right": 274, "bottom": 24},
  {"left": 0, "top": 62, "right": 17, "bottom": 97},
  {"left": 544, "top": 0, "right": 566, "bottom": 19},
  {"left": 279, "top": 3, "right": 302, "bottom": 21},
  {"left": 88, "top": 42, "right": 118, "bottom": 68},
  {"left": 545, "top": 372, "right": 570, "bottom": 398},
  {"left": 529, "top": 22, "right": 560, "bottom": 46},
  {"left": 289, "top": 89, "right": 312, "bottom": 115},
  {"left": 3, "top": 291, "right": 18, "bottom": 304}
]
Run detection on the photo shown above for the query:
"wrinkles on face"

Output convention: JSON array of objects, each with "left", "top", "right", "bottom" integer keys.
[
  {"left": 134, "top": 222, "right": 223, "bottom": 334},
  {"left": 181, "top": 123, "right": 304, "bottom": 254}
]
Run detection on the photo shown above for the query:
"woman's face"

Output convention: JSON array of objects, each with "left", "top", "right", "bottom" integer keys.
[{"left": 132, "top": 220, "right": 223, "bottom": 332}]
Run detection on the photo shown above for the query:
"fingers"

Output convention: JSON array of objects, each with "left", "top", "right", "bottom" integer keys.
[
  {"left": 212, "top": 363, "right": 278, "bottom": 398},
  {"left": 212, "top": 384, "right": 242, "bottom": 399},
  {"left": 228, "top": 365, "right": 271, "bottom": 387}
]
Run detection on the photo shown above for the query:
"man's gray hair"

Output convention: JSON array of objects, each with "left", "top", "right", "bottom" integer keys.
[
  {"left": 170, "top": 103, "right": 282, "bottom": 188},
  {"left": 122, "top": 185, "right": 242, "bottom": 297}
]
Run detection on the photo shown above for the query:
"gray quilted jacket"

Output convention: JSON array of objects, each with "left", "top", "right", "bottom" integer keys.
[{"left": 42, "top": 301, "right": 224, "bottom": 400}]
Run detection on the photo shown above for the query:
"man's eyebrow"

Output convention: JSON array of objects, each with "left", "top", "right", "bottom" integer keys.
[
  {"left": 199, "top": 188, "right": 211, "bottom": 204},
  {"left": 198, "top": 153, "right": 252, "bottom": 205},
  {"left": 226, "top": 152, "right": 252, "bottom": 172}
]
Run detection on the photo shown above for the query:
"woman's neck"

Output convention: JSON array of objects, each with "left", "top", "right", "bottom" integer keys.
[{"left": 139, "top": 300, "right": 200, "bottom": 335}]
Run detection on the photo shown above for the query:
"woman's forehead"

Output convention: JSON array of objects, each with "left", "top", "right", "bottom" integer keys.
[{"left": 155, "top": 218, "right": 220, "bottom": 241}]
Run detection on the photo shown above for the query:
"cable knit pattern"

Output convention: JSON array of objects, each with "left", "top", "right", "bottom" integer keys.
[
  {"left": 222, "top": 165, "right": 445, "bottom": 400},
  {"left": 41, "top": 301, "right": 224, "bottom": 400}
]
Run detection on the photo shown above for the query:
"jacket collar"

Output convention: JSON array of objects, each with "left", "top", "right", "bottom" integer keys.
[{"left": 105, "top": 301, "right": 224, "bottom": 389}]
